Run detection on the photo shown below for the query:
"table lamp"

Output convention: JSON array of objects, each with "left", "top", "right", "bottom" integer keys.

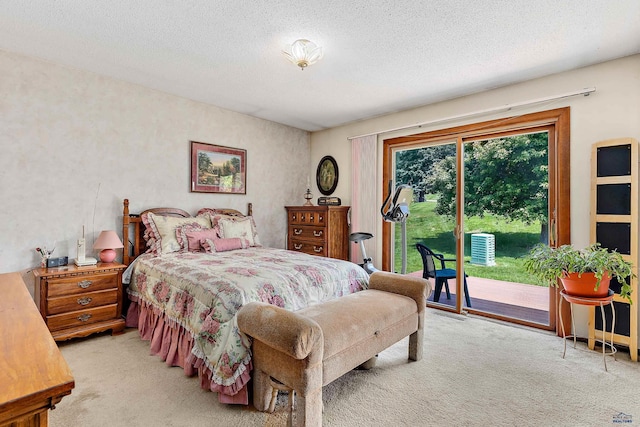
[{"left": 93, "top": 230, "right": 124, "bottom": 263}]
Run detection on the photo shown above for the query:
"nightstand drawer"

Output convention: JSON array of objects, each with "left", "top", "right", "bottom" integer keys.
[
  {"left": 47, "top": 304, "right": 118, "bottom": 332},
  {"left": 289, "top": 225, "right": 326, "bottom": 242},
  {"left": 47, "top": 289, "right": 118, "bottom": 315},
  {"left": 289, "top": 240, "right": 327, "bottom": 257},
  {"left": 47, "top": 272, "right": 118, "bottom": 297}
]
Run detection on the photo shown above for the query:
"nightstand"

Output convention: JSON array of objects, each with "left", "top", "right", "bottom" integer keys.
[{"left": 33, "top": 262, "right": 126, "bottom": 341}]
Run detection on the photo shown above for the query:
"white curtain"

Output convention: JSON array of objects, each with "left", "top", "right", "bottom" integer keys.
[{"left": 350, "top": 135, "right": 378, "bottom": 264}]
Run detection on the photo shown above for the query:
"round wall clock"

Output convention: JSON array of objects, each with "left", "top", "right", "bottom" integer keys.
[{"left": 316, "top": 156, "right": 339, "bottom": 196}]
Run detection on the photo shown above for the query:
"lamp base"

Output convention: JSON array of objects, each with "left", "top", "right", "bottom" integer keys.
[
  {"left": 99, "top": 249, "right": 116, "bottom": 263},
  {"left": 303, "top": 188, "right": 313, "bottom": 206}
]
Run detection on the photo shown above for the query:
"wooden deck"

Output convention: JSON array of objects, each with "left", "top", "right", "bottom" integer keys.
[{"left": 409, "top": 272, "right": 551, "bottom": 324}]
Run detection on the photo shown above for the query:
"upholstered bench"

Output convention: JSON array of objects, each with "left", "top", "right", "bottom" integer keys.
[{"left": 237, "top": 271, "right": 431, "bottom": 427}]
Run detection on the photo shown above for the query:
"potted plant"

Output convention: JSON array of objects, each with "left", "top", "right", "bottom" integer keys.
[{"left": 524, "top": 243, "right": 634, "bottom": 303}]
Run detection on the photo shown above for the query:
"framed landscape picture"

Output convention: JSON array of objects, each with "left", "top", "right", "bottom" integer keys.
[{"left": 190, "top": 141, "right": 246, "bottom": 194}]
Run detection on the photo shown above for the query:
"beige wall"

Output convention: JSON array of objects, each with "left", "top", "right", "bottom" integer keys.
[
  {"left": 0, "top": 49, "right": 310, "bottom": 277},
  {"left": 311, "top": 54, "right": 640, "bottom": 338},
  {"left": 311, "top": 54, "right": 640, "bottom": 264}
]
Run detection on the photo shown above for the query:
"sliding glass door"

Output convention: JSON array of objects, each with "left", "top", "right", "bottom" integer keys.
[
  {"left": 459, "top": 130, "right": 550, "bottom": 324},
  {"left": 383, "top": 108, "right": 571, "bottom": 332}
]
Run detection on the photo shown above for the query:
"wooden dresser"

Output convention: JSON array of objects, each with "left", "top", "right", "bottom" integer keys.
[
  {"left": 33, "top": 263, "right": 126, "bottom": 341},
  {"left": 0, "top": 272, "right": 74, "bottom": 427},
  {"left": 285, "top": 205, "right": 350, "bottom": 260}
]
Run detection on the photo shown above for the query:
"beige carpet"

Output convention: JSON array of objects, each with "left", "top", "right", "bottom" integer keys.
[{"left": 51, "top": 310, "right": 640, "bottom": 426}]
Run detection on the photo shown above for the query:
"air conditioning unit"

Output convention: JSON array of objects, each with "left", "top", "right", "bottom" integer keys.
[{"left": 471, "top": 233, "right": 496, "bottom": 266}]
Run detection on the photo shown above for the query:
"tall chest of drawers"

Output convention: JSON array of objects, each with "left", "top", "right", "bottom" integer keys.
[
  {"left": 285, "top": 205, "right": 350, "bottom": 261},
  {"left": 33, "top": 263, "right": 126, "bottom": 341}
]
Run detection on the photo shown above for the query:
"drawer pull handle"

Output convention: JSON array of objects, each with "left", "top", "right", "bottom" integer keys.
[
  {"left": 319, "top": 215, "right": 324, "bottom": 222},
  {"left": 294, "top": 228, "right": 303, "bottom": 235},
  {"left": 77, "top": 297, "right": 92, "bottom": 306},
  {"left": 294, "top": 244, "right": 303, "bottom": 250},
  {"left": 78, "top": 314, "right": 92, "bottom": 322},
  {"left": 78, "top": 280, "right": 93, "bottom": 289},
  {"left": 313, "top": 246, "right": 323, "bottom": 253},
  {"left": 313, "top": 230, "right": 323, "bottom": 237}
]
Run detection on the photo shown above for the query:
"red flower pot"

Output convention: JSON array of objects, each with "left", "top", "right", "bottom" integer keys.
[{"left": 560, "top": 272, "right": 611, "bottom": 298}]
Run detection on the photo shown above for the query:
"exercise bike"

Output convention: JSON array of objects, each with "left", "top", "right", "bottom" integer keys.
[
  {"left": 381, "top": 181, "right": 412, "bottom": 274},
  {"left": 349, "top": 232, "right": 378, "bottom": 274},
  {"left": 350, "top": 181, "right": 413, "bottom": 274}
]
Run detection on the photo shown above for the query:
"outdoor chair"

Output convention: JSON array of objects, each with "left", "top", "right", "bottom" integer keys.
[{"left": 416, "top": 243, "right": 471, "bottom": 307}]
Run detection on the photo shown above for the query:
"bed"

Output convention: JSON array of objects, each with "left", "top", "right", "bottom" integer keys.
[{"left": 121, "top": 199, "right": 369, "bottom": 405}]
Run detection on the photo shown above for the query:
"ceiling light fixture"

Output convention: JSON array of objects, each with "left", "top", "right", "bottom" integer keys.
[{"left": 282, "top": 39, "right": 323, "bottom": 70}]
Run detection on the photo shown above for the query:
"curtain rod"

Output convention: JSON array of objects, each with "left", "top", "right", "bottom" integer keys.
[{"left": 347, "top": 87, "right": 596, "bottom": 140}]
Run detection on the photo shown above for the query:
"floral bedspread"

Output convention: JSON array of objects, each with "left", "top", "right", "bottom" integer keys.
[{"left": 127, "top": 247, "right": 369, "bottom": 393}]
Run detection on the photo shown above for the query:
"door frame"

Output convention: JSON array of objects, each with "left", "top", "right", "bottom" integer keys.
[{"left": 382, "top": 107, "right": 571, "bottom": 334}]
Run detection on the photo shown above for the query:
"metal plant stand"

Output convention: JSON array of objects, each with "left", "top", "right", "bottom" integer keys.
[{"left": 559, "top": 289, "right": 616, "bottom": 371}]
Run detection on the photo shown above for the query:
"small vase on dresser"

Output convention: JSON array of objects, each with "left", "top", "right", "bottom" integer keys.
[{"left": 285, "top": 205, "right": 350, "bottom": 261}]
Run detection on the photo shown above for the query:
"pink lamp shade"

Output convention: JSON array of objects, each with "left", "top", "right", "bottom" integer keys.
[{"left": 93, "top": 230, "right": 124, "bottom": 263}]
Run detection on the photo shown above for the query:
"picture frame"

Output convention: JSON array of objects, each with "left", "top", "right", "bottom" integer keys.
[
  {"left": 190, "top": 141, "right": 246, "bottom": 194},
  {"left": 316, "top": 155, "right": 339, "bottom": 196}
]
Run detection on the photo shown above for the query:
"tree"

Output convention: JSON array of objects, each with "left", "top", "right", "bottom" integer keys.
[
  {"left": 430, "top": 133, "right": 549, "bottom": 241},
  {"left": 395, "top": 145, "right": 455, "bottom": 201},
  {"left": 229, "top": 157, "right": 241, "bottom": 174},
  {"left": 198, "top": 152, "right": 212, "bottom": 172}
]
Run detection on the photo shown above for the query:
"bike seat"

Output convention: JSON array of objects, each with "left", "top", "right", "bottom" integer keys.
[{"left": 349, "top": 232, "right": 374, "bottom": 242}]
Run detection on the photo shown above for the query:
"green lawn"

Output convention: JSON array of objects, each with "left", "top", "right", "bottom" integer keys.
[{"left": 394, "top": 198, "right": 544, "bottom": 285}]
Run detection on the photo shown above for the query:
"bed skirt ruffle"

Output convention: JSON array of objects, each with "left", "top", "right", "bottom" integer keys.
[{"left": 125, "top": 298, "right": 250, "bottom": 405}]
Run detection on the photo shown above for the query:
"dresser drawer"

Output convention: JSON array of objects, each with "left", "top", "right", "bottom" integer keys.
[
  {"left": 287, "top": 210, "right": 327, "bottom": 226},
  {"left": 46, "top": 289, "right": 118, "bottom": 315},
  {"left": 47, "top": 272, "right": 118, "bottom": 297},
  {"left": 289, "top": 225, "right": 327, "bottom": 242},
  {"left": 289, "top": 239, "right": 327, "bottom": 257},
  {"left": 46, "top": 304, "right": 118, "bottom": 332}
]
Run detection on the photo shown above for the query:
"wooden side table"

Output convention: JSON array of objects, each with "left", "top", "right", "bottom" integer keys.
[
  {"left": 33, "top": 263, "right": 126, "bottom": 341},
  {"left": 559, "top": 289, "right": 616, "bottom": 371}
]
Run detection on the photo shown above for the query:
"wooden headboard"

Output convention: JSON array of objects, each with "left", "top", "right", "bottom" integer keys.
[{"left": 122, "top": 198, "right": 253, "bottom": 265}]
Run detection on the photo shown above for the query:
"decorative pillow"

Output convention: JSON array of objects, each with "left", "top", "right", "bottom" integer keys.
[
  {"left": 141, "top": 215, "right": 159, "bottom": 253},
  {"left": 202, "top": 237, "right": 250, "bottom": 253},
  {"left": 182, "top": 228, "right": 219, "bottom": 252},
  {"left": 206, "top": 213, "right": 239, "bottom": 228},
  {"left": 216, "top": 216, "right": 262, "bottom": 246},
  {"left": 217, "top": 217, "right": 261, "bottom": 247},
  {"left": 196, "top": 208, "right": 229, "bottom": 218},
  {"left": 141, "top": 227, "right": 159, "bottom": 254},
  {"left": 142, "top": 212, "right": 211, "bottom": 255}
]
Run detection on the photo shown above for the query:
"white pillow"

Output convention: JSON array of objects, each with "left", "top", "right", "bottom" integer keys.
[
  {"left": 146, "top": 212, "right": 211, "bottom": 254},
  {"left": 218, "top": 217, "right": 260, "bottom": 247}
]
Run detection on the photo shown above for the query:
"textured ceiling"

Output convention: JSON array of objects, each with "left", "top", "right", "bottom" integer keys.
[{"left": 1, "top": 1, "right": 639, "bottom": 131}]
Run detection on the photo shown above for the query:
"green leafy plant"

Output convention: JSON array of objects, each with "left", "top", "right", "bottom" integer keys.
[{"left": 523, "top": 243, "right": 633, "bottom": 303}]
